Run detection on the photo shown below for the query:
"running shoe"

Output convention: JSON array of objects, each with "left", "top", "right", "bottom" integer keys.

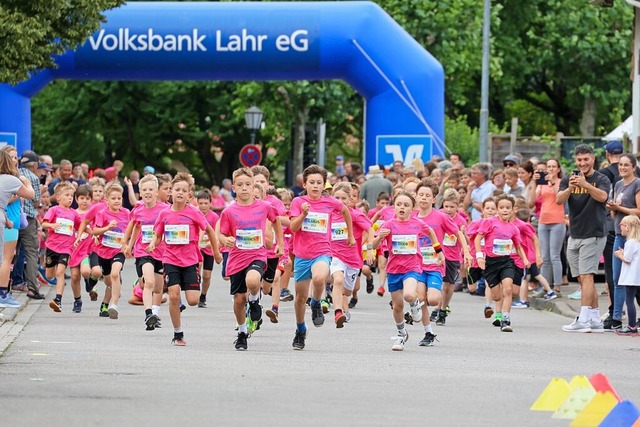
[
  {"left": 366, "top": 276, "right": 374, "bottom": 294},
  {"left": 311, "top": 302, "right": 325, "bottom": 327},
  {"left": 99, "top": 304, "right": 109, "bottom": 317},
  {"left": 409, "top": 300, "right": 423, "bottom": 323},
  {"left": 89, "top": 289, "right": 98, "bottom": 301},
  {"left": 500, "top": 320, "right": 513, "bottom": 332},
  {"left": 108, "top": 305, "right": 119, "bottom": 320},
  {"left": 292, "top": 330, "right": 307, "bottom": 350},
  {"left": 429, "top": 308, "right": 439, "bottom": 322},
  {"left": 335, "top": 311, "right": 347, "bottom": 328},
  {"left": 348, "top": 298, "right": 358, "bottom": 309},
  {"left": 145, "top": 313, "right": 159, "bottom": 331},
  {"left": 589, "top": 319, "right": 605, "bottom": 334},
  {"left": 266, "top": 308, "right": 279, "bottom": 323},
  {"left": 234, "top": 332, "right": 248, "bottom": 350},
  {"left": 436, "top": 309, "right": 446, "bottom": 326},
  {"left": 37, "top": 265, "right": 56, "bottom": 286},
  {"left": 484, "top": 306, "right": 494, "bottom": 319},
  {"left": 248, "top": 300, "right": 262, "bottom": 322},
  {"left": 321, "top": 299, "right": 330, "bottom": 314},
  {"left": 198, "top": 295, "right": 207, "bottom": 308},
  {"left": 49, "top": 299, "right": 62, "bottom": 312},
  {"left": 179, "top": 303, "right": 186, "bottom": 313},
  {"left": 72, "top": 299, "right": 82, "bottom": 313},
  {"left": 280, "top": 288, "right": 294, "bottom": 302},
  {"left": 418, "top": 332, "right": 437, "bottom": 346},
  {"left": 562, "top": 317, "right": 591, "bottom": 333},
  {"left": 568, "top": 290, "right": 582, "bottom": 300},
  {"left": 512, "top": 300, "right": 529, "bottom": 309},
  {"left": 172, "top": 335, "right": 186, "bottom": 346},
  {"left": 492, "top": 312, "right": 503, "bottom": 327},
  {"left": 615, "top": 326, "right": 638, "bottom": 336},
  {"left": 0, "top": 293, "right": 21, "bottom": 309},
  {"left": 543, "top": 292, "right": 558, "bottom": 301},
  {"left": 391, "top": 332, "right": 408, "bottom": 351},
  {"left": 377, "top": 286, "right": 385, "bottom": 297},
  {"left": 344, "top": 311, "right": 351, "bottom": 323},
  {"left": 404, "top": 312, "right": 414, "bottom": 325},
  {"left": 246, "top": 318, "right": 257, "bottom": 335}
]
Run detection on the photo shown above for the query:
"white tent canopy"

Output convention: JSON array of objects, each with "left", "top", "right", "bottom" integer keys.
[{"left": 603, "top": 116, "right": 632, "bottom": 141}]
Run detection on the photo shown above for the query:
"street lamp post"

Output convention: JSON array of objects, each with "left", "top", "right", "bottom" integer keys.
[{"left": 244, "top": 106, "right": 263, "bottom": 145}]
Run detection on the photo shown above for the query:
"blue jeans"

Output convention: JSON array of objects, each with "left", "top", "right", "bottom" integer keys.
[
  {"left": 11, "top": 242, "right": 26, "bottom": 285},
  {"left": 538, "top": 223, "right": 565, "bottom": 286},
  {"left": 612, "top": 234, "right": 626, "bottom": 321}
]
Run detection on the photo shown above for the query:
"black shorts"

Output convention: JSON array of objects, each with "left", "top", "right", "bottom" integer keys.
[
  {"left": 444, "top": 260, "right": 461, "bottom": 284},
  {"left": 467, "top": 267, "right": 485, "bottom": 283},
  {"left": 45, "top": 248, "right": 70, "bottom": 268},
  {"left": 135, "top": 256, "right": 164, "bottom": 277},
  {"left": 230, "top": 260, "right": 266, "bottom": 295},
  {"left": 526, "top": 263, "right": 540, "bottom": 279},
  {"left": 262, "top": 257, "right": 279, "bottom": 283},
  {"left": 484, "top": 256, "right": 517, "bottom": 289},
  {"left": 163, "top": 263, "right": 200, "bottom": 291},
  {"left": 514, "top": 266, "right": 525, "bottom": 286},
  {"left": 221, "top": 252, "right": 229, "bottom": 278},
  {"left": 201, "top": 251, "right": 214, "bottom": 271},
  {"left": 89, "top": 252, "right": 125, "bottom": 276}
]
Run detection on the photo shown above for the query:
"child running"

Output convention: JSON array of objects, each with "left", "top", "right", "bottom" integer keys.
[
  {"left": 68, "top": 185, "right": 94, "bottom": 312},
  {"left": 218, "top": 168, "right": 282, "bottom": 350},
  {"left": 195, "top": 190, "right": 219, "bottom": 308},
  {"left": 372, "top": 190, "right": 442, "bottom": 351},
  {"left": 148, "top": 173, "right": 221, "bottom": 346},
  {"left": 475, "top": 194, "right": 530, "bottom": 332},
  {"left": 289, "top": 165, "right": 354, "bottom": 350}
]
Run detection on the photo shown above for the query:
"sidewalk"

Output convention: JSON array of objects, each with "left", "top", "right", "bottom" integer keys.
[
  {"left": 0, "top": 285, "right": 54, "bottom": 325},
  {"left": 528, "top": 281, "right": 612, "bottom": 319}
]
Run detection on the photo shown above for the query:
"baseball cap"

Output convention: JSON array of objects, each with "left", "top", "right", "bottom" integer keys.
[
  {"left": 336, "top": 155, "right": 343, "bottom": 161},
  {"left": 19, "top": 150, "right": 39, "bottom": 165},
  {"left": 143, "top": 165, "right": 155, "bottom": 174},
  {"left": 503, "top": 154, "right": 520, "bottom": 166},
  {"left": 37, "top": 162, "right": 53, "bottom": 172},
  {"left": 605, "top": 140, "right": 623, "bottom": 155}
]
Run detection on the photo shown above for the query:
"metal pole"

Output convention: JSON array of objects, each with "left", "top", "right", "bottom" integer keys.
[
  {"left": 479, "top": 0, "right": 491, "bottom": 162},
  {"left": 250, "top": 131, "right": 256, "bottom": 146}
]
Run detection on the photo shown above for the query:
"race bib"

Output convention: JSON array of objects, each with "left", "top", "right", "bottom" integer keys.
[
  {"left": 141, "top": 225, "right": 154, "bottom": 244},
  {"left": 331, "top": 222, "right": 348, "bottom": 241},
  {"left": 236, "top": 229, "right": 263, "bottom": 250},
  {"left": 493, "top": 238, "right": 513, "bottom": 256},
  {"left": 301, "top": 212, "right": 329, "bottom": 234},
  {"left": 164, "top": 224, "right": 189, "bottom": 245},
  {"left": 199, "top": 232, "right": 210, "bottom": 248},
  {"left": 443, "top": 233, "right": 457, "bottom": 247},
  {"left": 391, "top": 235, "right": 417, "bottom": 255},
  {"left": 55, "top": 218, "right": 74, "bottom": 236},
  {"left": 102, "top": 230, "right": 125, "bottom": 249},
  {"left": 421, "top": 246, "right": 437, "bottom": 264}
]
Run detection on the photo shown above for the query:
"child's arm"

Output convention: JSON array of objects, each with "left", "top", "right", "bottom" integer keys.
[
  {"left": 614, "top": 247, "right": 631, "bottom": 264},
  {"left": 91, "top": 220, "right": 116, "bottom": 237},
  {"left": 289, "top": 202, "right": 309, "bottom": 232},
  {"left": 340, "top": 205, "right": 355, "bottom": 246},
  {"left": 364, "top": 227, "right": 376, "bottom": 265},
  {"left": 456, "top": 229, "right": 473, "bottom": 266},
  {"left": 474, "top": 234, "right": 485, "bottom": 270},
  {"left": 426, "top": 226, "right": 445, "bottom": 265},
  {"left": 372, "top": 228, "right": 390, "bottom": 250},
  {"left": 75, "top": 218, "right": 91, "bottom": 246},
  {"left": 205, "top": 224, "right": 223, "bottom": 264},
  {"left": 516, "top": 244, "right": 530, "bottom": 268},
  {"left": 272, "top": 217, "right": 284, "bottom": 257}
]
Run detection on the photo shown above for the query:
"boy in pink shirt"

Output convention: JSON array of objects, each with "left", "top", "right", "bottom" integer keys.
[
  {"left": 475, "top": 194, "right": 530, "bottom": 332},
  {"left": 219, "top": 168, "right": 283, "bottom": 351},
  {"left": 89, "top": 182, "right": 131, "bottom": 320},
  {"left": 68, "top": 185, "right": 94, "bottom": 312},
  {"left": 148, "top": 173, "right": 220, "bottom": 346},
  {"left": 195, "top": 190, "right": 219, "bottom": 309},
  {"left": 42, "top": 182, "right": 82, "bottom": 312},
  {"left": 289, "top": 165, "right": 354, "bottom": 350},
  {"left": 123, "top": 174, "right": 170, "bottom": 330}
]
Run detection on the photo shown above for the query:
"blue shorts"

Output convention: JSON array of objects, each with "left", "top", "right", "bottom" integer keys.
[
  {"left": 4, "top": 227, "right": 18, "bottom": 243},
  {"left": 294, "top": 255, "right": 331, "bottom": 283},
  {"left": 420, "top": 270, "right": 443, "bottom": 291},
  {"left": 387, "top": 271, "right": 422, "bottom": 293}
]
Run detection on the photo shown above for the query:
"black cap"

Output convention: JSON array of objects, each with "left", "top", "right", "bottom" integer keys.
[{"left": 19, "top": 150, "right": 39, "bottom": 165}]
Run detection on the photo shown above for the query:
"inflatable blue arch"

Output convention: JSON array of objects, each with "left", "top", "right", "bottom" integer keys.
[{"left": 0, "top": 1, "right": 444, "bottom": 169}]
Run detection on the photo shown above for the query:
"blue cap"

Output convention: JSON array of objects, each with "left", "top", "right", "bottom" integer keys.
[
  {"left": 143, "top": 165, "right": 155, "bottom": 174},
  {"left": 605, "top": 140, "right": 623, "bottom": 155}
]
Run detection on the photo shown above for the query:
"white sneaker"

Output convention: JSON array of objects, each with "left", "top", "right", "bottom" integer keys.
[
  {"left": 589, "top": 320, "right": 605, "bottom": 333},
  {"left": 392, "top": 332, "right": 409, "bottom": 351},
  {"left": 108, "top": 305, "right": 119, "bottom": 320},
  {"left": 562, "top": 317, "right": 591, "bottom": 333},
  {"left": 410, "top": 301, "right": 423, "bottom": 323}
]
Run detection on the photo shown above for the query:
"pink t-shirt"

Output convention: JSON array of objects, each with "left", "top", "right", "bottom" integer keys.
[
  {"left": 512, "top": 218, "right": 535, "bottom": 269},
  {"left": 467, "top": 219, "right": 483, "bottom": 268},
  {"left": 43, "top": 205, "right": 81, "bottom": 255},
  {"left": 199, "top": 210, "right": 220, "bottom": 256},
  {"left": 93, "top": 208, "right": 131, "bottom": 259},
  {"left": 414, "top": 209, "right": 459, "bottom": 275},
  {"left": 219, "top": 199, "right": 278, "bottom": 276},
  {"left": 69, "top": 209, "right": 93, "bottom": 267},
  {"left": 373, "top": 205, "right": 395, "bottom": 252},
  {"left": 290, "top": 195, "right": 344, "bottom": 259},
  {"left": 477, "top": 216, "right": 522, "bottom": 259},
  {"left": 84, "top": 200, "right": 107, "bottom": 224},
  {"left": 264, "top": 195, "right": 287, "bottom": 259},
  {"left": 153, "top": 205, "right": 209, "bottom": 267},
  {"left": 379, "top": 217, "right": 432, "bottom": 275},
  {"left": 131, "top": 202, "right": 169, "bottom": 260},
  {"left": 331, "top": 207, "right": 372, "bottom": 269}
]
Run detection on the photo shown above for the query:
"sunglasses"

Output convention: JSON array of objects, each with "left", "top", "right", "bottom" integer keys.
[{"left": 504, "top": 162, "right": 516, "bottom": 167}]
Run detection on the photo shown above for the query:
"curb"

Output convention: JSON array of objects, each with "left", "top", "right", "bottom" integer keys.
[
  {"left": 0, "top": 286, "right": 53, "bottom": 355},
  {"left": 530, "top": 297, "right": 578, "bottom": 319}
]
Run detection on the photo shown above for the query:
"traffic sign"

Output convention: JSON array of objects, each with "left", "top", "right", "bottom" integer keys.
[{"left": 239, "top": 144, "right": 262, "bottom": 167}]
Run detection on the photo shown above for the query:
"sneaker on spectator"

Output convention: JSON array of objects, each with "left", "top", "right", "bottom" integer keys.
[
  {"left": 543, "top": 292, "right": 558, "bottom": 301},
  {"left": 37, "top": 265, "right": 56, "bottom": 286},
  {"left": 603, "top": 317, "right": 622, "bottom": 332},
  {"left": 511, "top": 300, "right": 529, "bottom": 309},
  {"left": 614, "top": 326, "right": 638, "bottom": 336},
  {"left": 0, "top": 293, "right": 21, "bottom": 309},
  {"left": 562, "top": 317, "right": 591, "bottom": 333},
  {"left": 568, "top": 290, "right": 582, "bottom": 300},
  {"left": 589, "top": 319, "right": 605, "bottom": 333},
  {"left": 531, "top": 287, "right": 545, "bottom": 298}
]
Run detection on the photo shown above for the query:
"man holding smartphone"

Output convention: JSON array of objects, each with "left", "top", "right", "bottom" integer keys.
[{"left": 556, "top": 144, "right": 611, "bottom": 333}]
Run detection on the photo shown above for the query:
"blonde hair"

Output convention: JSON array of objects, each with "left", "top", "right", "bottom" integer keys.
[
  {"left": 89, "top": 177, "right": 106, "bottom": 188},
  {"left": 105, "top": 181, "right": 124, "bottom": 196},
  {"left": 254, "top": 182, "right": 265, "bottom": 199},
  {"left": 332, "top": 182, "right": 351, "bottom": 196},
  {"left": 442, "top": 188, "right": 460, "bottom": 204},
  {"left": 276, "top": 188, "right": 293, "bottom": 202},
  {"left": 0, "top": 148, "right": 18, "bottom": 177},
  {"left": 139, "top": 174, "right": 159, "bottom": 189},
  {"left": 54, "top": 181, "right": 75, "bottom": 196},
  {"left": 232, "top": 167, "right": 253, "bottom": 182},
  {"left": 621, "top": 215, "right": 640, "bottom": 242},
  {"left": 172, "top": 172, "right": 195, "bottom": 190}
]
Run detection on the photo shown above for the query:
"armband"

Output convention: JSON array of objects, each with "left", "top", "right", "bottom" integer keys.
[
  {"left": 433, "top": 243, "right": 442, "bottom": 254},
  {"left": 366, "top": 244, "right": 373, "bottom": 250},
  {"left": 475, "top": 252, "right": 484, "bottom": 259}
]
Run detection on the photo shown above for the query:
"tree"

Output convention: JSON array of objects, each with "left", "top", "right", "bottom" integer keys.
[{"left": 0, "top": 0, "right": 125, "bottom": 84}]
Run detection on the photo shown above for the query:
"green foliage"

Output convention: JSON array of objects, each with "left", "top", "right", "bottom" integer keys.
[
  {"left": 444, "top": 116, "right": 480, "bottom": 166},
  {"left": 0, "top": 0, "right": 125, "bottom": 84}
]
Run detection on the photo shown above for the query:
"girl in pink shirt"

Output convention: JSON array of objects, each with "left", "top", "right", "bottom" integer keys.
[
  {"left": 68, "top": 185, "right": 94, "bottom": 311},
  {"left": 372, "top": 190, "right": 442, "bottom": 352},
  {"left": 289, "top": 165, "right": 354, "bottom": 350},
  {"left": 42, "top": 182, "right": 82, "bottom": 312},
  {"left": 90, "top": 182, "right": 131, "bottom": 320},
  {"left": 148, "top": 173, "right": 220, "bottom": 347},
  {"left": 475, "top": 194, "right": 530, "bottom": 332},
  {"left": 218, "top": 168, "right": 282, "bottom": 351}
]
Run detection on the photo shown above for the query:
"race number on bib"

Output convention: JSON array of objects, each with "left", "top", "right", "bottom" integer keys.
[
  {"left": 199, "top": 232, "right": 210, "bottom": 248},
  {"left": 55, "top": 218, "right": 74, "bottom": 236},
  {"left": 421, "top": 246, "right": 438, "bottom": 264},
  {"left": 102, "top": 231, "right": 125, "bottom": 249},
  {"left": 493, "top": 238, "right": 513, "bottom": 256},
  {"left": 164, "top": 224, "right": 189, "bottom": 245},
  {"left": 391, "top": 235, "right": 417, "bottom": 255},
  {"left": 301, "top": 212, "right": 329, "bottom": 234},
  {"left": 141, "top": 225, "right": 154, "bottom": 244},
  {"left": 236, "top": 229, "right": 263, "bottom": 250},
  {"left": 443, "top": 233, "right": 457, "bottom": 247},
  {"left": 331, "top": 222, "right": 348, "bottom": 241}
]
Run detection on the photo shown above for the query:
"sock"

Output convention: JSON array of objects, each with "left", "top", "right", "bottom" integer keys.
[
  {"left": 239, "top": 324, "right": 248, "bottom": 334},
  {"left": 248, "top": 292, "right": 259, "bottom": 302},
  {"left": 410, "top": 299, "right": 420, "bottom": 307},
  {"left": 271, "top": 305, "right": 278, "bottom": 313},
  {"left": 74, "top": 296, "right": 81, "bottom": 301},
  {"left": 296, "top": 322, "right": 307, "bottom": 333},
  {"left": 396, "top": 322, "right": 406, "bottom": 335},
  {"left": 424, "top": 324, "right": 433, "bottom": 334},
  {"left": 152, "top": 305, "right": 160, "bottom": 316},
  {"left": 0, "top": 288, "right": 7, "bottom": 297},
  {"left": 174, "top": 328, "right": 183, "bottom": 334},
  {"left": 590, "top": 308, "right": 600, "bottom": 322},
  {"left": 101, "top": 302, "right": 107, "bottom": 308},
  {"left": 145, "top": 308, "right": 152, "bottom": 317},
  {"left": 578, "top": 306, "right": 590, "bottom": 323},
  {"left": 311, "top": 298, "right": 320, "bottom": 307},
  {"left": 503, "top": 313, "right": 511, "bottom": 321},
  {"left": 55, "top": 294, "right": 62, "bottom": 302},
  {"left": 485, "top": 303, "right": 492, "bottom": 308}
]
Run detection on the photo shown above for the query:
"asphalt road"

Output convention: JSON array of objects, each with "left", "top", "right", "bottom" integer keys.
[{"left": 1, "top": 263, "right": 639, "bottom": 427}]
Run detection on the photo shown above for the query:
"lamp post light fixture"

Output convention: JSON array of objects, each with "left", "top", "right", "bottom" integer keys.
[{"left": 244, "top": 106, "right": 264, "bottom": 145}]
